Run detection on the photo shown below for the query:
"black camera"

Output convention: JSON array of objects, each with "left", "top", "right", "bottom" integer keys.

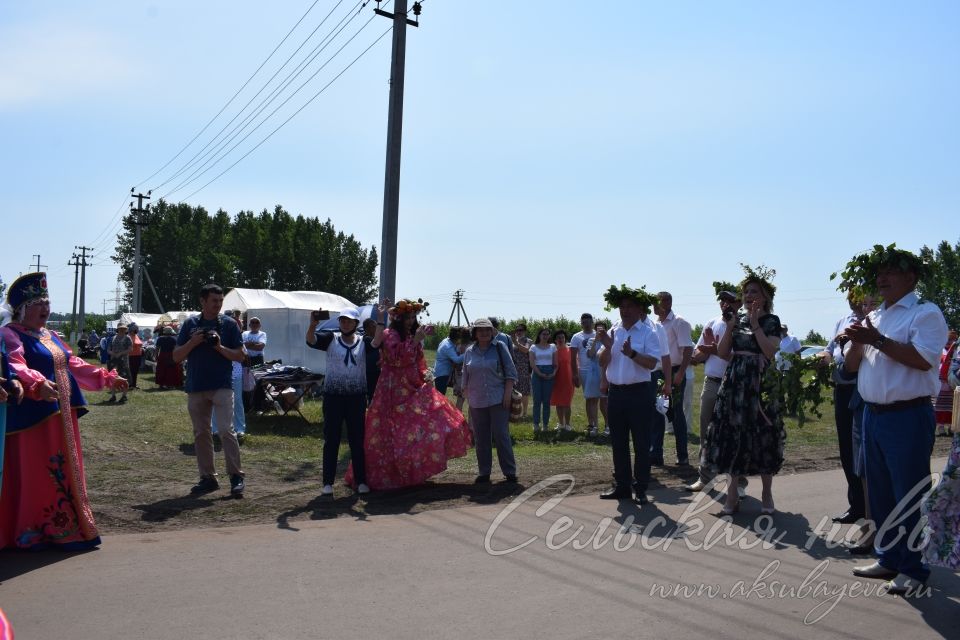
[{"left": 196, "top": 328, "right": 219, "bottom": 346}]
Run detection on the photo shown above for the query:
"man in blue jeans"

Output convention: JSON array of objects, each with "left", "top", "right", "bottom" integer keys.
[{"left": 843, "top": 247, "right": 947, "bottom": 596}]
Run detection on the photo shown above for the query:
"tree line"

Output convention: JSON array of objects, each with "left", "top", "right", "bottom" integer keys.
[{"left": 112, "top": 201, "right": 379, "bottom": 312}]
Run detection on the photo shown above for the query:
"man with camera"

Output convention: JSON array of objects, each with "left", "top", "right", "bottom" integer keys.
[
  {"left": 174, "top": 283, "right": 246, "bottom": 496},
  {"left": 687, "top": 289, "right": 747, "bottom": 494}
]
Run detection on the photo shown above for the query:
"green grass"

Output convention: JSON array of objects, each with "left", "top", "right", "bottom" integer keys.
[{"left": 74, "top": 349, "right": 896, "bottom": 533}]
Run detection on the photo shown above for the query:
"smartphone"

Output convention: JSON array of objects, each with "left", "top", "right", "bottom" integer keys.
[{"left": 311, "top": 310, "right": 330, "bottom": 322}]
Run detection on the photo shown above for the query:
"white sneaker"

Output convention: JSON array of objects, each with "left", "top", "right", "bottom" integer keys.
[
  {"left": 320, "top": 484, "right": 334, "bottom": 496},
  {"left": 602, "top": 427, "right": 610, "bottom": 436},
  {"left": 686, "top": 479, "right": 707, "bottom": 492},
  {"left": 357, "top": 483, "right": 370, "bottom": 494},
  {"left": 561, "top": 424, "right": 573, "bottom": 432}
]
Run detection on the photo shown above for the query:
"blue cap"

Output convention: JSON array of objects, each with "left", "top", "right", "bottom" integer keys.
[{"left": 7, "top": 272, "right": 48, "bottom": 310}]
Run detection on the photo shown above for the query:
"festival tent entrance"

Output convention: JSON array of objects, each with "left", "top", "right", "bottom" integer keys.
[{"left": 222, "top": 288, "right": 358, "bottom": 369}]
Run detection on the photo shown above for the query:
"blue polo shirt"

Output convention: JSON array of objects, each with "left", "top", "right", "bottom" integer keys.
[{"left": 177, "top": 314, "right": 242, "bottom": 393}]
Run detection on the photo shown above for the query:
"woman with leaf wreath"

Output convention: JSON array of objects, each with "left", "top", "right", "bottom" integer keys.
[
  {"left": 345, "top": 299, "right": 472, "bottom": 490},
  {"left": 701, "top": 265, "right": 786, "bottom": 516}
]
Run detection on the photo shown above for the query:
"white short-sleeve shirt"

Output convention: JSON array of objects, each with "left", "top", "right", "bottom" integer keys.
[{"left": 856, "top": 292, "right": 948, "bottom": 404}]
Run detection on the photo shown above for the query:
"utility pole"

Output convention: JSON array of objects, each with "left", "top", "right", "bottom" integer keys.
[
  {"left": 69, "top": 253, "right": 81, "bottom": 342},
  {"left": 30, "top": 254, "right": 48, "bottom": 273},
  {"left": 76, "top": 246, "right": 93, "bottom": 336},
  {"left": 375, "top": 0, "right": 421, "bottom": 303},
  {"left": 446, "top": 289, "right": 469, "bottom": 327},
  {"left": 130, "top": 188, "right": 152, "bottom": 312}
]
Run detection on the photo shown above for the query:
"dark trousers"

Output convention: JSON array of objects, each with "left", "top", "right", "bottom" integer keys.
[
  {"left": 129, "top": 355, "right": 142, "bottom": 387},
  {"left": 863, "top": 402, "right": 935, "bottom": 582},
  {"left": 650, "top": 367, "right": 690, "bottom": 463},
  {"left": 322, "top": 393, "right": 366, "bottom": 485},
  {"left": 434, "top": 375, "right": 450, "bottom": 395},
  {"left": 834, "top": 384, "right": 865, "bottom": 516},
  {"left": 248, "top": 354, "right": 265, "bottom": 367},
  {"left": 608, "top": 382, "right": 654, "bottom": 492}
]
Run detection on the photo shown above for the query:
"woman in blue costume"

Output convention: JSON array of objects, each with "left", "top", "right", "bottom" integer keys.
[{"left": 0, "top": 273, "right": 128, "bottom": 550}]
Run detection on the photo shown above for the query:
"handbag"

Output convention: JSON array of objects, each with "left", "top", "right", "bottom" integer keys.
[{"left": 493, "top": 341, "right": 523, "bottom": 421}]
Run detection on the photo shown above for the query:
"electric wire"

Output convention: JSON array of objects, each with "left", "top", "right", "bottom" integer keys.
[
  {"left": 136, "top": 0, "right": 325, "bottom": 190},
  {"left": 174, "top": 21, "right": 393, "bottom": 202},
  {"left": 160, "top": 1, "right": 371, "bottom": 197},
  {"left": 151, "top": 0, "right": 359, "bottom": 192}
]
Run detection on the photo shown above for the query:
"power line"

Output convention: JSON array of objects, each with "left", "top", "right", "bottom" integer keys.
[
  {"left": 176, "top": 21, "right": 393, "bottom": 202},
  {"left": 152, "top": 0, "right": 359, "bottom": 193},
  {"left": 161, "top": 2, "right": 378, "bottom": 199},
  {"left": 89, "top": 190, "right": 136, "bottom": 252},
  {"left": 136, "top": 0, "right": 326, "bottom": 190}
]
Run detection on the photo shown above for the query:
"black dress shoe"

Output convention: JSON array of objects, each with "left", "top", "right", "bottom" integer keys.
[
  {"left": 634, "top": 492, "right": 649, "bottom": 505},
  {"left": 600, "top": 488, "right": 633, "bottom": 500},
  {"left": 845, "top": 540, "right": 874, "bottom": 556},
  {"left": 831, "top": 511, "right": 863, "bottom": 524},
  {"left": 474, "top": 475, "right": 491, "bottom": 484},
  {"left": 504, "top": 475, "right": 518, "bottom": 483}
]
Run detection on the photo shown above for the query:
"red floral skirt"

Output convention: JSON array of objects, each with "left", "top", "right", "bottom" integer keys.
[{"left": 0, "top": 410, "right": 100, "bottom": 550}]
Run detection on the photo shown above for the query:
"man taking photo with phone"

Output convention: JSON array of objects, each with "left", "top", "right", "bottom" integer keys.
[{"left": 174, "top": 283, "right": 247, "bottom": 497}]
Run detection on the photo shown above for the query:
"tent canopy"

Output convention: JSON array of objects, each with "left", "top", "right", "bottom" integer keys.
[{"left": 222, "top": 288, "right": 360, "bottom": 370}]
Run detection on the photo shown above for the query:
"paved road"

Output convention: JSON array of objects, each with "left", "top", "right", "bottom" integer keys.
[{"left": 1, "top": 462, "right": 957, "bottom": 640}]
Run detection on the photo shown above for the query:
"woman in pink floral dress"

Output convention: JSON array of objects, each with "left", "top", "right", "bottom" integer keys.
[{"left": 345, "top": 299, "right": 472, "bottom": 490}]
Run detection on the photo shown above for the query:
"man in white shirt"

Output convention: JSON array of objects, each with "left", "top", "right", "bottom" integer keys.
[
  {"left": 818, "top": 293, "right": 870, "bottom": 524},
  {"left": 774, "top": 325, "right": 802, "bottom": 371},
  {"left": 652, "top": 291, "right": 694, "bottom": 465},
  {"left": 571, "top": 313, "right": 602, "bottom": 436},
  {"left": 644, "top": 312, "right": 672, "bottom": 466},
  {"left": 242, "top": 317, "right": 267, "bottom": 367},
  {"left": 686, "top": 290, "right": 747, "bottom": 494},
  {"left": 844, "top": 250, "right": 947, "bottom": 595},
  {"left": 597, "top": 287, "right": 662, "bottom": 504}
]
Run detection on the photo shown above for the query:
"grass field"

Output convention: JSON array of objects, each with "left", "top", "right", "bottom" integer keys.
[{"left": 76, "top": 350, "right": 953, "bottom": 534}]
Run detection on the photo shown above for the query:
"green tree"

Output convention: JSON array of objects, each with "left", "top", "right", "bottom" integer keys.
[
  {"left": 804, "top": 330, "right": 826, "bottom": 345},
  {"left": 918, "top": 238, "right": 960, "bottom": 330},
  {"left": 112, "top": 200, "right": 379, "bottom": 311}
]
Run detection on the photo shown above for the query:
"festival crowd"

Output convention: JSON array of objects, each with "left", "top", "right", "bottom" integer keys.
[{"left": 0, "top": 245, "right": 957, "bottom": 597}]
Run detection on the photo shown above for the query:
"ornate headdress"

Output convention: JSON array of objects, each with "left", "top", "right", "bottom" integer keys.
[
  {"left": 830, "top": 243, "right": 930, "bottom": 299},
  {"left": 7, "top": 272, "right": 49, "bottom": 310},
  {"left": 738, "top": 263, "right": 776, "bottom": 302},
  {"left": 602, "top": 284, "right": 658, "bottom": 312},
  {"left": 389, "top": 298, "right": 430, "bottom": 318}
]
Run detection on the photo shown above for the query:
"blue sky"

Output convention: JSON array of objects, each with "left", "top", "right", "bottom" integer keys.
[{"left": 1, "top": 1, "right": 957, "bottom": 336}]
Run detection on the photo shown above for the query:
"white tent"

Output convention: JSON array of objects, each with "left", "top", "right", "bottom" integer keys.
[{"left": 222, "top": 288, "right": 358, "bottom": 370}]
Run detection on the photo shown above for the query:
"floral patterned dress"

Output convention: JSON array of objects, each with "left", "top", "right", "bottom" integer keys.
[
  {"left": 345, "top": 329, "right": 472, "bottom": 490},
  {"left": 0, "top": 324, "right": 119, "bottom": 550},
  {"left": 512, "top": 337, "right": 532, "bottom": 396},
  {"left": 701, "top": 312, "right": 786, "bottom": 476},
  {"left": 922, "top": 434, "right": 960, "bottom": 569}
]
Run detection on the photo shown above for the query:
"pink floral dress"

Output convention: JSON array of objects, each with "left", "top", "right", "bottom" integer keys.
[{"left": 345, "top": 329, "right": 471, "bottom": 490}]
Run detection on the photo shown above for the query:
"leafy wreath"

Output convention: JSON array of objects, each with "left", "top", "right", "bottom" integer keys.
[
  {"left": 830, "top": 243, "right": 931, "bottom": 298},
  {"left": 738, "top": 263, "right": 777, "bottom": 301},
  {"left": 602, "top": 284, "right": 659, "bottom": 312},
  {"left": 712, "top": 280, "right": 739, "bottom": 298}
]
